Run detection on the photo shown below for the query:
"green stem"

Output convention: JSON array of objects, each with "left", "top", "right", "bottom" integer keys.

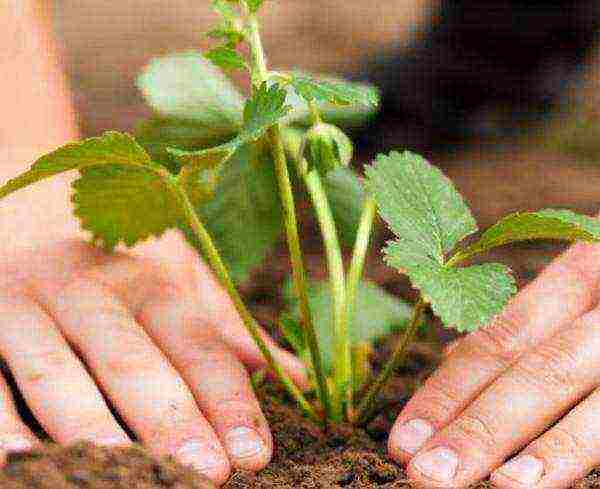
[
  {"left": 243, "top": 2, "right": 332, "bottom": 421},
  {"left": 169, "top": 177, "right": 320, "bottom": 423},
  {"left": 303, "top": 169, "right": 349, "bottom": 421},
  {"left": 354, "top": 298, "right": 427, "bottom": 425},
  {"left": 346, "top": 195, "right": 377, "bottom": 333},
  {"left": 269, "top": 130, "right": 332, "bottom": 420},
  {"left": 345, "top": 195, "right": 377, "bottom": 416}
]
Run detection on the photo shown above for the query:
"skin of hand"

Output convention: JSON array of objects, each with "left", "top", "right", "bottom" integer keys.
[
  {"left": 388, "top": 241, "right": 600, "bottom": 488},
  {"left": 0, "top": 1, "right": 308, "bottom": 486}
]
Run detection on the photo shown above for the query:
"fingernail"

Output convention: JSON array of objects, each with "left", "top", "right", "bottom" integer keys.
[
  {"left": 224, "top": 427, "right": 265, "bottom": 460},
  {"left": 494, "top": 455, "right": 544, "bottom": 486},
  {"left": 177, "top": 440, "right": 224, "bottom": 474},
  {"left": 412, "top": 447, "right": 459, "bottom": 482},
  {"left": 0, "top": 436, "right": 33, "bottom": 453},
  {"left": 393, "top": 419, "right": 434, "bottom": 454}
]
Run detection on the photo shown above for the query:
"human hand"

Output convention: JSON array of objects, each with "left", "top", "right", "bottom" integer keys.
[
  {"left": 388, "top": 241, "right": 600, "bottom": 488},
  {"left": 0, "top": 234, "right": 308, "bottom": 486}
]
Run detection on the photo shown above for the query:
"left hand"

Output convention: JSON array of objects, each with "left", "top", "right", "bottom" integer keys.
[{"left": 388, "top": 241, "right": 600, "bottom": 488}]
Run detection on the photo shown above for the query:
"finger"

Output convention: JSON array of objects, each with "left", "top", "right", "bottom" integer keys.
[
  {"left": 40, "top": 279, "right": 231, "bottom": 485},
  {"left": 92, "top": 244, "right": 311, "bottom": 390},
  {"left": 405, "top": 305, "right": 600, "bottom": 488},
  {"left": 389, "top": 242, "right": 600, "bottom": 461},
  {"left": 188, "top": 259, "right": 311, "bottom": 390},
  {"left": 140, "top": 296, "right": 272, "bottom": 472},
  {"left": 0, "top": 372, "right": 36, "bottom": 461},
  {"left": 0, "top": 293, "right": 129, "bottom": 446},
  {"left": 492, "top": 388, "right": 600, "bottom": 489}
]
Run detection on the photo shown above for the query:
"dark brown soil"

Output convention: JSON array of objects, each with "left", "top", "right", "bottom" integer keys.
[{"left": 0, "top": 442, "right": 215, "bottom": 489}]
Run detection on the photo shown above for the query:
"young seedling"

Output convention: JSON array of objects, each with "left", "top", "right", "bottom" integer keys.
[{"left": 2, "top": 0, "right": 600, "bottom": 431}]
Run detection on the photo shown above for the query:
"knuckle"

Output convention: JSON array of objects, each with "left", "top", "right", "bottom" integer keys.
[
  {"left": 451, "top": 411, "right": 498, "bottom": 450},
  {"left": 516, "top": 340, "right": 580, "bottom": 395},
  {"left": 104, "top": 340, "right": 161, "bottom": 376},
  {"left": 536, "top": 426, "right": 595, "bottom": 464},
  {"left": 470, "top": 308, "right": 525, "bottom": 367},
  {"left": 412, "top": 374, "right": 465, "bottom": 418}
]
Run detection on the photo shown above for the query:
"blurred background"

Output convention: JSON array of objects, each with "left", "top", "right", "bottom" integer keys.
[{"left": 52, "top": 0, "right": 600, "bottom": 281}]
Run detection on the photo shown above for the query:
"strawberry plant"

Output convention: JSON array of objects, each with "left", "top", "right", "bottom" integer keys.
[{"left": 2, "top": 0, "right": 600, "bottom": 428}]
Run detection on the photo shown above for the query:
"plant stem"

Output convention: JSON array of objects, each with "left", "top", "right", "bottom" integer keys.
[
  {"left": 169, "top": 177, "right": 320, "bottom": 423},
  {"left": 303, "top": 169, "right": 349, "bottom": 421},
  {"left": 269, "top": 131, "right": 332, "bottom": 420},
  {"left": 345, "top": 195, "right": 377, "bottom": 417},
  {"left": 243, "top": 2, "right": 332, "bottom": 421},
  {"left": 353, "top": 298, "right": 427, "bottom": 425},
  {"left": 346, "top": 195, "right": 377, "bottom": 335}
]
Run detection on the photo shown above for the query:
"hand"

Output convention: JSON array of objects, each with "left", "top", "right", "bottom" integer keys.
[
  {"left": 0, "top": 234, "right": 308, "bottom": 486},
  {"left": 388, "top": 241, "right": 600, "bottom": 488}
]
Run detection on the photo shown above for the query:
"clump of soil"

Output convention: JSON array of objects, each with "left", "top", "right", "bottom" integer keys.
[{"left": 0, "top": 442, "right": 215, "bottom": 488}]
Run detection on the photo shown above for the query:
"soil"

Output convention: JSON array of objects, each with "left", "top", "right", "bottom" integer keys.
[{"left": 0, "top": 442, "right": 215, "bottom": 488}]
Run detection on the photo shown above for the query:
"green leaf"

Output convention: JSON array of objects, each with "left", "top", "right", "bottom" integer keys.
[
  {"left": 285, "top": 73, "right": 380, "bottom": 107},
  {"left": 72, "top": 165, "right": 182, "bottom": 250},
  {"left": 170, "top": 83, "right": 291, "bottom": 167},
  {"left": 365, "top": 151, "right": 477, "bottom": 264},
  {"left": 385, "top": 241, "right": 516, "bottom": 332},
  {"left": 205, "top": 45, "right": 247, "bottom": 72},
  {"left": 182, "top": 143, "right": 283, "bottom": 283},
  {"left": 134, "top": 117, "right": 235, "bottom": 173},
  {"left": 454, "top": 209, "right": 600, "bottom": 262},
  {"left": 283, "top": 280, "right": 413, "bottom": 373},
  {"left": 0, "top": 131, "right": 186, "bottom": 251},
  {"left": 247, "top": 0, "right": 265, "bottom": 13},
  {"left": 137, "top": 52, "right": 245, "bottom": 130},
  {"left": 322, "top": 167, "right": 367, "bottom": 247},
  {"left": 280, "top": 74, "right": 380, "bottom": 129},
  {"left": 0, "top": 132, "right": 160, "bottom": 199}
]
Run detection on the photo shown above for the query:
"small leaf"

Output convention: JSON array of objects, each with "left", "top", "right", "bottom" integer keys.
[
  {"left": 366, "top": 151, "right": 477, "bottom": 264},
  {"left": 283, "top": 280, "right": 413, "bottom": 373},
  {"left": 247, "top": 0, "right": 265, "bottom": 13},
  {"left": 170, "top": 83, "right": 291, "bottom": 167},
  {"left": 137, "top": 52, "right": 245, "bottom": 130},
  {"left": 205, "top": 45, "right": 247, "bottom": 72},
  {"left": 454, "top": 209, "right": 600, "bottom": 262},
  {"left": 385, "top": 241, "right": 517, "bottom": 332},
  {"left": 181, "top": 143, "right": 283, "bottom": 283},
  {"left": 286, "top": 73, "right": 380, "bottom": 107},
  {"left": 242, "top": 82, "right": 292, "bottom": 140},
  {"left": 206, "top": 24, "right": 245, "bottom": 46},
  {"left": 280, "top": 74, "right": 380, "bottom": 129}
]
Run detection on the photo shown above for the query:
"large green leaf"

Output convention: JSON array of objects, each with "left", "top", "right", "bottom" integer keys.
[
  {"left": 454, "top": 209, "right": 600, "bottom": 262},
  {"left": 137, "top": 52, "right": 245, "bottom": 131},
  {"left": 0, "top": 132, "right": 186, "bottom": 251},
  {"left": 282, "top": 280, "right": 413, "bottom": 373},
  {"left": 385, "top": 241, "right": 516, "bottom": 332},
  {"left": 366, "top": 151, "right": 477, "bottom": 264},
  {"left": 367, "top": 150, "right": 515, "bottom": 332},
  {"left": 182, "top": 143, "right": 283, "bottom": 283}
]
